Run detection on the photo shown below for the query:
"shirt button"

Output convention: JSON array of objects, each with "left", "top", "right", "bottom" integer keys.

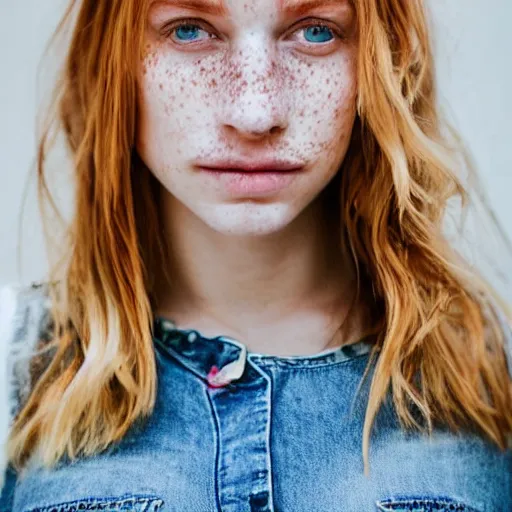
[{"left": 188, "top": 332, "right": 198, "bottom": 343}]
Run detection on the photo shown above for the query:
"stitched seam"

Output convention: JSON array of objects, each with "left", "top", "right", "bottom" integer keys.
[
  {"left": 25, "top": 495, "right": 164, "bottom": 512},
  {"left": 205, "top": 390, "right": 223, "bottom": 512}
]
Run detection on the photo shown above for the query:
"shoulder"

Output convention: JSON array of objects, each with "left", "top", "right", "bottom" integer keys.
[
  {"left": 0, "top": 282, "right": 53, "bottom": 425},
  {"left": 0, "top": 282, "right": 53, "bottom": 493}
]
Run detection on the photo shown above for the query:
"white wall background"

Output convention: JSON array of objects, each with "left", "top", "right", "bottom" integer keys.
[{"left": 0, "top": 0, "right": 511, "bottom": 300}]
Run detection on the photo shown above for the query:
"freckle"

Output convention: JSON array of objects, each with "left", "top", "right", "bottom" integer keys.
[
  {"left": 192, "top": 80, "right": 198, "bottom": 86},
  {"left": 180, "top": 103, "right": 184, "bottom": 108},
  {"left": 159, "top": 83, "right": 163, "bottom": 90}
]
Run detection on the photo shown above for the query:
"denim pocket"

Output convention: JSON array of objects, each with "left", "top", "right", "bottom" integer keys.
[
  {"left": 26, "top": 495, "right": 164, "bottom": 512},
  {"left": 376, "top": 496, "right": 480, "bottom": 512}
]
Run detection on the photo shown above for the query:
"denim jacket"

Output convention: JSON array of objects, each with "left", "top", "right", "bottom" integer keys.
[{"left": 1, "top": 283, "right": 511, "bottom": 512}]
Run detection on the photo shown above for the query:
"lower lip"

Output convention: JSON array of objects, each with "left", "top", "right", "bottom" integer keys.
[{"left": 199, "top": 169, "right": 300, "bottom": 196}]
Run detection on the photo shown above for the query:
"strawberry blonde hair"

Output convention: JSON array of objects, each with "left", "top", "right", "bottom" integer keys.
[{"left": 6, "top": 0, "right": 512, "bottom": 476}]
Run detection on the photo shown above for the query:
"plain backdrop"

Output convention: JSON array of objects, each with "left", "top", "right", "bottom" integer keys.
[{"left": 0, "top": 0, "right": 511, "bottom": 302}]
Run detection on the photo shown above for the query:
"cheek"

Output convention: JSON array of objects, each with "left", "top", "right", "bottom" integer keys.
[
  {"left": 284, "top": 54, "right": 358, "bottom": 160},
  {"left": 300, "top": 58, "right": 356, "bottom": 129},
  {"left": 138, "top": 43, "right": 219, "bottom": 141}
]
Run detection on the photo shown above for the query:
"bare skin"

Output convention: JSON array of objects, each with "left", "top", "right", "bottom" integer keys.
[{"left": 137, "top": 0, "right": 373, "bottom": 356}]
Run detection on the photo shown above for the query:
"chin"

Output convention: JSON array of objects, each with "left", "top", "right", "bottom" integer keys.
[{"left": 200, "top": 202, "right": 296, "bottom": 237}]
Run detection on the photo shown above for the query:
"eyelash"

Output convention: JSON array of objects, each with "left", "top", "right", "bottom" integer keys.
[{"left": 161, "top": 17, "right": 344, "bottom": 47}]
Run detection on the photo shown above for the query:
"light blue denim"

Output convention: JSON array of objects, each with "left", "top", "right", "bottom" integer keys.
[{"left": 1, "top": 286, "right": 511, "bottom": 511}]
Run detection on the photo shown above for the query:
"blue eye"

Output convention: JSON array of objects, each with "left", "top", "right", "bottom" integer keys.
[
  {"left": 173, "top": 23, "right": 209, "bottom": 42},
  {"left": 303, "top": 25, "right": 335, "bottom": 43}
]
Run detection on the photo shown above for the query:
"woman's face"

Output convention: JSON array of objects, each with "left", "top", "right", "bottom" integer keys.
[{"left": 137, "top": 0, "right": 358, "bottom": 236}]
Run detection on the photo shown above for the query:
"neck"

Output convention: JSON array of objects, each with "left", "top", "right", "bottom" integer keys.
[{"left": 154, "top": 188, "right": 370, "bottom": 356}]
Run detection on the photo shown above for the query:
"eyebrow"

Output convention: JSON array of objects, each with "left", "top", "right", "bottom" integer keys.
[
  {"left": 154, "top": 0, "right": 228, "bottom": 16},
  {"left": 155, "top": 0, "right": 351, "bottom": 18},
  {"left": 280, "top": 0, "right": 352, "bottom": 17}
]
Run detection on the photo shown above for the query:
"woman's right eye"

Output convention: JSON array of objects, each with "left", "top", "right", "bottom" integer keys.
[{"left": 164, "top": 19, "right": 217, "bottom": 45}]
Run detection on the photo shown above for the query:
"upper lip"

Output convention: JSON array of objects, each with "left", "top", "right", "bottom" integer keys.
[{"left": 197, "top": 158, "right": 304, "bottom": 172}]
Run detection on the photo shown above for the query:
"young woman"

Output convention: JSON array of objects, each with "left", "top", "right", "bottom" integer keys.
[{"left": 1, "top": 0, "right": 511, "bottom": 510}]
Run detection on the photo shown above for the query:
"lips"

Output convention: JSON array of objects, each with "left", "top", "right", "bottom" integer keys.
[
  {"left": 202, "top": 170, "right": 298, "bottom": 196},
  {"left": 196, "top": 158, "right": 304, "bottom": 173}
]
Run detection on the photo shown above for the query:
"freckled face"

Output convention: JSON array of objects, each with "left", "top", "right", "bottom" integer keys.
[{"left": 136, "top": 0, "right": 358, "bottom": 236}]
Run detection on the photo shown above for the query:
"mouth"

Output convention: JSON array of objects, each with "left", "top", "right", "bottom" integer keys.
[
  {"left": 197, "top": 168, "right": 303, "bottom": 196},
  {"left": 196, "top": 158, "right": 305, "bottom": 174},
  {"left": 199, "top": 168, "right": 301, "bottom": 174}
]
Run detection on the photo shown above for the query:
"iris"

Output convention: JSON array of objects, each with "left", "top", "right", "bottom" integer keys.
[
  {"left": 303, "top": 26, "right": 334, "bottom": 43},
  {"left": 175, "top": 24, "right": 204, "bottom": 41}
]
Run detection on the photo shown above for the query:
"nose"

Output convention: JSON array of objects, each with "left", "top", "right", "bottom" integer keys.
[{"left": 219, "top": 42, "right": 289, "bottom": 142}]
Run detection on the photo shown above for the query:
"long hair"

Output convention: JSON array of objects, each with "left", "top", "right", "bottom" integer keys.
[{"left": 6, "top": 0, "right": 512, "bottom": 476}]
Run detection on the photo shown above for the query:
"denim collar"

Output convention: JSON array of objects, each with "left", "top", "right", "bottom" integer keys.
[{"left": 153, "top": 316, "right": 378, "bottom": 388}]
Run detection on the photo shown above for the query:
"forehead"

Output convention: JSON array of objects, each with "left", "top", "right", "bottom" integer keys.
[{"left": 150, "top": 0, "right": 352, "bottom": 17}]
